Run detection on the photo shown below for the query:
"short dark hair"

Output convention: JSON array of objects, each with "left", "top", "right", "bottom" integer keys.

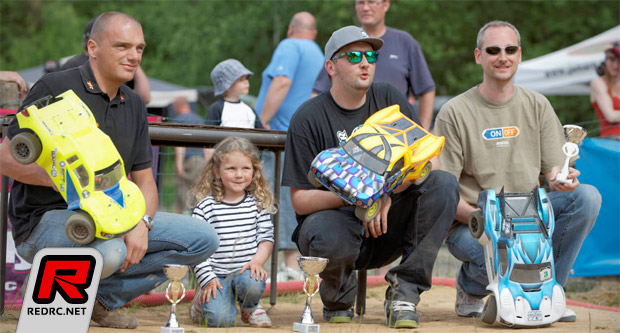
[{"left": 81, "top": 18, "right": 96, "bottom": 51}]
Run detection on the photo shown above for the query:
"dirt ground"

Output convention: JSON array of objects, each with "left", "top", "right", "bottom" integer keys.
[{"left": 1, "top": 284, "right": 618, "bottom": 333}]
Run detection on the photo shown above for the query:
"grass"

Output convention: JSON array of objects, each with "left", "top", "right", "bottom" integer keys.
[
  {"left": 273, "top": 292, "right": 303, "bottom": 305},
  {"left": 0, "top": 314, "right": 17, "bottom": 323}
]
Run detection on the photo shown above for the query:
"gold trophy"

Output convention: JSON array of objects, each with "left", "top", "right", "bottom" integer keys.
[
  {"left": 293, "top": 256, "right": 329, "bottom": 333},
  {"left": 161, "top": 264, "right": 188, "bottom": 333},
  {"left": 554, "top": 125, "right": 587, "bottom": 185}
]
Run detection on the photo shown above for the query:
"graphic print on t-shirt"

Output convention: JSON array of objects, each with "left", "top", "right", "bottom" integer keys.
[{"left": 482, "top": 126, "right": 520, "bottom": 140}]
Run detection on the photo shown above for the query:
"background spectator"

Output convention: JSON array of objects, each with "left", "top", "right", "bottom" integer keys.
[
  {"left": 255, "top": 11, "right": 324, "bottom": 281},
  {"left": 172, "top": 96, "right": 207, "bottom": 214},
  {"left": 591, "top": 42, "right": 620, "bottom": 139}
]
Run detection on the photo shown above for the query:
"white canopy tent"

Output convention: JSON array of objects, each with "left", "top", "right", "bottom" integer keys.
[
  {"left": 17, "top": 65, "right": 197, "bottom": 108},
  {"left": 514, "top": 25, "right": 620, "bottom": 95}
]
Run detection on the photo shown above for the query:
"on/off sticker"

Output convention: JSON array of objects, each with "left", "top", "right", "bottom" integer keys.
[{"left": 482, "top": 126, "right": 520, "bottom": 140}]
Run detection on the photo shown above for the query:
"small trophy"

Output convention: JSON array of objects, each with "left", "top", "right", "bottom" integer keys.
[
  {"left": 293, "top": 256, "right": 329, "bottom": 333},
  {"left": 555, "top": 125, "right": 587, "bottom": 185},
  {"left": 161, "top": 264, "right": 188, "bottom": 333}
]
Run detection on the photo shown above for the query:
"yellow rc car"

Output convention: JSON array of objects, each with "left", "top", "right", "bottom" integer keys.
[
  {"left": 10, "top": 90, "right": 145, "bottom": 244},
  {"left": 308, "top": 104, "right": 445, "bottom": 222}
]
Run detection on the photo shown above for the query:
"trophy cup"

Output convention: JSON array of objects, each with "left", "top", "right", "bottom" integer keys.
[
  {"left": 293, "top": 256, "right": 329, "bottom": 333},
  {"left": 554, "top": 125, "right": 587, "bottom": 185},
  {"left": 161, "top": 264, "right": 188, "bottom": 333}
]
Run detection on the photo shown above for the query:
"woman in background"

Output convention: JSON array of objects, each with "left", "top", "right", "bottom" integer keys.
[{"left": 591, "top": 42, "right": 620, "bottom": 140}]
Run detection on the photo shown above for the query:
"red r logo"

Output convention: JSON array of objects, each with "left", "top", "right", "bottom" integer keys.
[{"left": 32, "top": 255, "right": 95, "bottom": 304}]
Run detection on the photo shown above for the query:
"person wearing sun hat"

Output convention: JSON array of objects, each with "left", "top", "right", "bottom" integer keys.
[
  {"left": 281, "top": 24, "right": 459, "bottom": 329},
  {"left": 591, "top": 41, "right": 620, "bottom": 139},
  {"left": 206, "top": 59, "right": 263, "bottom": 130}
]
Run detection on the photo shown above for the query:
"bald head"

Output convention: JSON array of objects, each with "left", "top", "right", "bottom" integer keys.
[
  {"left": 87, "top": 11, "right": 145, "bottom": 97},
  {"left": 90, "top": 12, "right": 142, "bottom": 44},
  {"left": 288, "top": 11, "right": 317, "bottom": 40}
]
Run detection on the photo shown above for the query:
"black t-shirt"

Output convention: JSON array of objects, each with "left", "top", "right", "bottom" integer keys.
[
  {"left": 7, "top": 64, "right": 151, "bottom": 245},
  {"left": 282, "top": 83, "right": 418, "bottom": 194}
]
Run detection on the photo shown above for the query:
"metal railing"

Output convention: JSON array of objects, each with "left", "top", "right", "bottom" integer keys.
[{"left": 0, "top": 118, "right": 287, "bottom": 313}]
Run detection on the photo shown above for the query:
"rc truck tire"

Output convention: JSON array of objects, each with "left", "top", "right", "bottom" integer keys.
[
  {"left": 10, "top": 132, "right": 42, "bottom": 165},
  {"left": 468, "top": 208, "right": 485, "bottom": 239},
  {"left": 66, "top": 211, "right": 96, "bottom": 245}
]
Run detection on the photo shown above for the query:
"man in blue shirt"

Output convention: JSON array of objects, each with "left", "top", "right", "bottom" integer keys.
[
  {"left": 255, "top": 11, "right": 324, "bottom": 130},
  {"left": 256, "top": 11, "right": 324, "bottom": 280}
]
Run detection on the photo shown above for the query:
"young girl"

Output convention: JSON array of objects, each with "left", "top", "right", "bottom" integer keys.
[{"left": 188, "top": 137, "right": 276, "bottom": 327}]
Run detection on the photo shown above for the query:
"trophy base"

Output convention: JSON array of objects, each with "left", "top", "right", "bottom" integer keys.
[
  {"left": 293, "top": 322, "right": 320, "bottom": 333},
  {"left": 161, "top": 326, "right": 184, "bottom": 333}
]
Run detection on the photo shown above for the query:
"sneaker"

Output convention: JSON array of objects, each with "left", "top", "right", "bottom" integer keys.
[
  {"left": 559, "top": 308, "right": 576, "bottom": 322},
  {"left": 189, "top": 291, "right": 202, "bottom": 324},
  {"left": 91, "top": 300, "right": 138, "bottom": 329},
  {"left": 384, "top": 300, "right": 419, "bottom": 328},
  {"left": 241, "top": 304, "right": 272, "bottom": 327},
  {"left": 455, "top": 284, "right": 484, "bottom": 317},
  {"left": 323, "top": 307, "right": 353, "bottom": 323}
]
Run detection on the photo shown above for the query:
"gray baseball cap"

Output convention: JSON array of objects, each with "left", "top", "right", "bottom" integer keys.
[
  {"left": 324, "top": 25, "right": 383, "bottom": 61},
  {"left": 211, "top": 59, "right": 253, "bottom": 96}
]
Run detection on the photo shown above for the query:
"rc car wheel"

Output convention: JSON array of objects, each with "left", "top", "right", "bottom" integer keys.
[
  {"left": 355, "top": 199, "right": 382, "bottom": 223},
  {"left": 307, "top": 170, "right": 323, "bottom": 188},
  {"left": 10, "top": 132, "right": 42, "bottom": 165},
  {"left": 481, "top": 294, "right": 497, "bottom": 324},
  {"left": 66, "top": 211, "right": 96, "bottom": 245},
  {"left": 413, "top": 161, "right": 432, "bottom": 185},
  {"left": 468, "top": 208, "right": 485, "bottom": 239}
]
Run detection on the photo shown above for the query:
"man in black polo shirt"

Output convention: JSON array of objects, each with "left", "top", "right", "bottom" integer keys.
[{"left": 0, "top": 12, "right": 219, "bottom": 329}]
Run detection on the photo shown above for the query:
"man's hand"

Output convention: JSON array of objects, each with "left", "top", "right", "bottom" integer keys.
[
  {"left": 120, "top": 221, "right": 149, "bottom": 272},
  {"left": 260, "top": 120, "right": 271, "bottom": 130},
  {"left": 201, "top": 279, "right": 223, "bottom": 303},
  {"left": 363, "top": 195, "right": 391, "bottom": 238},
  {"left": 550, "top": 167, "right": 580, "bottom": 192},
  {"left": 240, "top": 260, "right": 268, "bottom": 281}
]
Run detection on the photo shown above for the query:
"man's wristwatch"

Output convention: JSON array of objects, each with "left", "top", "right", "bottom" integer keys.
[{"left": 142, "top": 214, "right": 154, "bottom": 231}]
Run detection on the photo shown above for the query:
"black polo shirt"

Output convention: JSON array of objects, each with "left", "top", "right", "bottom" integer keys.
[{"left": 7, "top": 64, "right": 152, "bottom": 245}]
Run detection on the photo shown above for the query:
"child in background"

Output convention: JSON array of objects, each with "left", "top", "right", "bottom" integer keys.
[
  {"left": 206, "top": 59, "right": 264, "bottom": 129},
  {"left": 189, "top": 137, "right": 276, "bottom": 327}
]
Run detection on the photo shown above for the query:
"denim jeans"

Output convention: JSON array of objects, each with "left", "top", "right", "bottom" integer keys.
[
  {"left": 262, "top": 151, "right": 296, "bottom": 250},
  {"left": 16, "top": 210, "right": 219, "bottom": 310},
  {"left": 197, "top": 270, "right": 266, "bottom": 327},
  {"left": 446, "top": 184, "right": 601, "bottom": 298},
  {"left": 295, "top": 170, "right": 458, "bottom": 310}
]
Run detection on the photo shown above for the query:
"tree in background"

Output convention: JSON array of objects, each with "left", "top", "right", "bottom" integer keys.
[{"left": 1, "top": 0, "right": 618, "bottom": 130}]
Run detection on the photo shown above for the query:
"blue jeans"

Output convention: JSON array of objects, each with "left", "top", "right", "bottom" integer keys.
[
  {"left": 16, "top": 210, "right": 219, "bottom": 310},
  {"left": 446, "top": 184, "right": 601, "bottom": 298},
  {"left": 295, "top": 170, "right": 459, "bottom": 309},
  {"left": 262, "top": 151, "right": 296, "bottom": 250},
  {"left": 197, "top": 270, "right": 266, "bottom": 327}
]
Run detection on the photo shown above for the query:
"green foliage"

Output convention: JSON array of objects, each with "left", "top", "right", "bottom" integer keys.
[{"left": 1, "top": 0, "right": 618, "bottom": 125}]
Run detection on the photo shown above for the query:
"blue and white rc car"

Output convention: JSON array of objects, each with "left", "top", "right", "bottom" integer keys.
[{"left": 468, "top": 187, "right": 566, "bottom": 327}]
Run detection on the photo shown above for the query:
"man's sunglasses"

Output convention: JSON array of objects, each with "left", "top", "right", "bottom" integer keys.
[
  {"left": 483, "top": 45, "right": 520, "bottom": 55},
  {"left": 332, "top": 51, "right": 379, "bottom": 64}
]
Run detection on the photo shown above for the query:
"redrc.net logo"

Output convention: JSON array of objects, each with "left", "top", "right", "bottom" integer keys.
[
  {"left": 17, "top": 248, "right": 102, "bottom": 333},
  {"left": 32, "top": 255, "right": 95, "bottom": 304}
]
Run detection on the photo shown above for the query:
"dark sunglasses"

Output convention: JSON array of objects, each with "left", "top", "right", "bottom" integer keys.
[
  {"left": 483, "top": 45, "right": 520, "bottom": 55},
  {"left": 332, "top": 51, "right": 379, "bottom": 64}
]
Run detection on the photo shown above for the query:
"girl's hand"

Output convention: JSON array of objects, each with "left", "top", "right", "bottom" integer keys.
[
  {"left": 240, "top": 261, "right": 268, "bottom": 281},
  {"left": 201, "top": 279, "right": 222, "bottom": 303}
]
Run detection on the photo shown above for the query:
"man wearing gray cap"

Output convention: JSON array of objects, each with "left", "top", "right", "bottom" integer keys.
[{"left": 282, "top": 25, "right": 458, "bottom": 328}]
